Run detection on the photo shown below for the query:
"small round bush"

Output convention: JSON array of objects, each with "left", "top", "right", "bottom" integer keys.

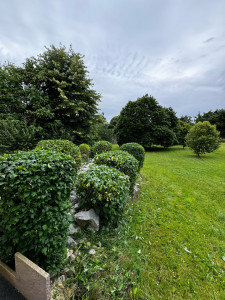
[
  {"left": 76, "top": 165, "right": 130, "bottom": 226},
  {"left": 120, "top": 142, "right": 145, "bottom": 170},
  {"left": 186, "top": 121, "right": 220, "bottom": 156},
  {"left": 92, "top": 140, "right": 112, "bottom": 156},
  {"left": 79, "top": 143, "right": 91, "bottom": 160},
  {"left": 94, "top": 150, "right": 139, "bottom": 190},
  {"left": 35, "top": 139, "right": 81, "bottom": 167}
]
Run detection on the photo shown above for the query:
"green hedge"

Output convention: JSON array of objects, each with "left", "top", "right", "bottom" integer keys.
[
  {"left": 35, "top": 139, "right": 81, "bottom": 168},
  {"left": 94, "top": 150, "right": 139, "bottom": 190},
  {"left": 120, "top": 142, "right": 145, "bottom": 170},
  {"left": 92, "top": 140, "right": 112, "bottom": 156},
  {"left": 76, "top": 165, "right": 129, "bottom": 226},
  {"left": 0, "top": 150, "right": 76, "bottom": 274}
]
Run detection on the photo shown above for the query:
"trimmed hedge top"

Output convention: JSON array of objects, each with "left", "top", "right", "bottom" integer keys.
[
  {"left": 76, "top": 164, "right": 130, "bottom": 226},
  {"left": 0, "top": 150, "right": 76, "bottom": 274},
  {"left": 92, "top": 140, "right": 112, "bottom": 156},
  {"left": 94, "top": 150, "right": 139, "bottom": 189},
  {"left": 120, "top": 142, "right": 145, "bottom": 170},
  {"left": 35, "top": 139, "right": 81, "bottom": 167}
]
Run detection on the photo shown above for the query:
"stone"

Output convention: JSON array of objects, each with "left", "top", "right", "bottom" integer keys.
[
  {"left": 67, "top": 236, "right": 77, "bottom": 246},
  {"left": 89, "top": 249, "right": 96, "bottom": 255},
  {"left": 69, "top": 224, "right": 79, "bottom": 235},
  {"left": 74, "top": 209, "right": 99, "bottom": 231},
  {"left": 74, "top": 203, "right": 79, "bottom": 210}
]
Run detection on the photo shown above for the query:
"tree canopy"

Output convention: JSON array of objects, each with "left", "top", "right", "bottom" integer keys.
[
  {"left": 195, "top": 109, "right": 225, "bottom": 138},
  {"left": 0, "top": 45, "right": 101, "bottom": 145},
  {"left": 114, "top": 94, "right": 178, "bottom": 148}
]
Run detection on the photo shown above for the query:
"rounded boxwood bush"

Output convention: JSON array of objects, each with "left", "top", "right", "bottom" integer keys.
[
  {"left": 35, "top": 139, "right": 81, "bottom": 168},
  {"left": 120, "top": 142, "right": 145, "bottom": 170},
  {"left": 0, "top": 150, "right": 76, "bottom": 274},
  {"left": 94, "top": 150, "right": 139, "bottom": 189},
  {"left": 79, "top": 143, "right": 91, "bottom": 161},
  {"left": 76, "top": 165, "right": 130, "bottom": 226},
  {"left": 92, "top": 140, "right": 112, "bottom": 156}
]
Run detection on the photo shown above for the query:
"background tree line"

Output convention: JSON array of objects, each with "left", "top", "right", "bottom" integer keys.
[{"left": 0, "top": 44, "right": 224, "bottom": 153}]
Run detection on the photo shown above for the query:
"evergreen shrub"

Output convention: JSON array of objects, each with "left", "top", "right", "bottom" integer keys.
[
  {"left": 91, "top": 140, "right": 112, "bottom": 156},
  {"left": 0, "top": 150, "right": 76, "bottom": 274},
  {"left": 120, "top": 142, "right": 145, "bottom": 170},
  {"left": 94, "top": 150, "right": 139, "bottom": 189},
  {"left": 76, "top": 165, "right": 129, "bottom": 226},
  {"left": 35, "top": 139, "right": 81, "bottom": 168},
  {"left": 79, "top": 143, "right": 91, "bottom": 161}
]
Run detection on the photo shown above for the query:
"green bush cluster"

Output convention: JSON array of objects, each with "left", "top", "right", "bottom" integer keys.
[
  {"left": 120, "top": 142, "right": 145, "bottom": 170},
  {"left": 76, "top": 165, "right": 130, "bottom": 226},
  {"left": 94, "top": 150, "right": 139, "bottom": 189},
  {"left": 0, "top": 150, "right": 76, "bottom": 274},
  {"left": 35, "top": 139, "right": 81, "bottom": 168},
  {"left": 0, "top": 119, "right": 42, "bottom": 154},
  {"left": 79, "top": 143, "right": 91, "bottom": 161},
  {"left": 92, "top": 140, "right": 112, "bottom": 156}
]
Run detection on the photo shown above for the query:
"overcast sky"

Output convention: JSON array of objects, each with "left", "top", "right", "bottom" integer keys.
[{"left": 0, "top": 0, "right": 225, "bottom": 121}]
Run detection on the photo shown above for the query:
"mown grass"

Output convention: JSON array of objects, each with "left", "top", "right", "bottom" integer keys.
[
  {"left": 121, "top": 144, "right": 225, "bottom": 299},
  {"left": 62, "top": 144, "right": 225, "bottom": 299}
]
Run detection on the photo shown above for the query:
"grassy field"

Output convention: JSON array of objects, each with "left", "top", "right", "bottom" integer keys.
[
  {"left": 121, "top": 144, "right": 225, "bottom": 299},
  {"left": 62, "top": 144, "right": 225, "bottom": 299}
]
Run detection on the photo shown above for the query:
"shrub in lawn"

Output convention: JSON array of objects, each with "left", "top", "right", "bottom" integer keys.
[
  {"left": 35, "top": 139, "right": 81, "bottom": 168},
  {"left": 94, "top": 150, "right": 139, "bottom": 190},
  {"left": 79, "top": 143, "right": 91, "bottom": 161},
  {"left": 76, "top": 165, "right": 130, "bottom": 226},
  {"left": 91, "top": 140, "right": 112, "bottom": 156},
  {"left": 0, "top": 150, "right": 76, "bottom": 274},
  {"left": 120, "top": 142, "right": 145, "bottom": 170},
  {"left": 186, "top": 121, "right": 220, "bottom": 156}
]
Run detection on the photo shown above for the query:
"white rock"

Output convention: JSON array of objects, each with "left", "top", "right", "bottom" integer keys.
[
  {"left": 69, "top": 224, "right": 79, "bottom": 235},
  {"left": 67, "top": 236, "right": 77, "bottom": 246},
  {"left": 89, "top": 249, "right": 96, "bottom": 255},
  {"left": 74, "top": 209, "right": 99, "bottom": 231}
]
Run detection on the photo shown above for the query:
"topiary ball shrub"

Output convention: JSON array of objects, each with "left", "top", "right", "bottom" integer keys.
[
  {"left": 76, "top": 165, "right": 130, "bottom": 227},
  {"left": 186, "top": 121, "right": 220, "bottom": 157},
  {"left": 35, "top": 139, "right": 81, "bottom": 168},
  {"left": 91, "top": 140, "right": 112, "bottom": 157},
  {"left": 94, "top": 150, "right": 139, "bottom": 190},
  {"left": 0, "top": 150, "right": 76, "bottom": 274},
  {"left": 120, "top": 142, "right": 145, "bottom": 170},
  {"left": 79, "top": 143, "right": 91, "bottom": 161}
]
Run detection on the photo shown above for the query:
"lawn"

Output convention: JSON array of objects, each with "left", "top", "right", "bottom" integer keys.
[
  {"left": 60, "top": 144, "right": 225, "bottom": 299},
  {"left": 122, "top": 144, "right": 225, "bottom": 299}
]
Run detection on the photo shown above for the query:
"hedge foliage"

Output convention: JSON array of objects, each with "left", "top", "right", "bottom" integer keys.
[
  {"left": 0, "top": 150, "right": 76, "bottom": 274},
  {"left": 120, "top": 142, "right": 145, "bottom": 170},
  {"left": 92, "top": 140, "right": 112, "bottom": 156},
  {"left": 35, "top": 139, "right": 81, "bottom": 168},
  {"left": 79, "top": 143, "right": 91, "bottom": 161},
  {"left": 76, "top": 165, "right": 130, "bottom": 226},
  {"left": 94, "top": 150, "right": 139, "bottom": 189}
]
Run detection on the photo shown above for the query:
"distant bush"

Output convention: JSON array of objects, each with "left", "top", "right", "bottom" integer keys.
[
  {"left": 186, "top": 121, "right": 220, "bottom": 156},
  {"left": 94, "top": 150, "right": 139, "bottom": 190},
  {"left": 0, "top": 119, "right": 42, "bottom": 154},
  {"left": 35, "top": 139, "right": 81, "bottom": 168},
  {"left": 92, "top": 140, "right": 112, "bottom": 156},
  {"left": 112, "top": 144, "right": 120, "bottom": 151},
  {"left": 79, "top": 143, "right": 91, "bottom": 161},
  {"left": 120, "top": 142, "right": 145, "bottom": 170},
  {"left": 0, "top": 150, "right": 76, "bottom": 274},
  {"left": 76, "top": 165, "right": 130, "bottom": 226}
]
